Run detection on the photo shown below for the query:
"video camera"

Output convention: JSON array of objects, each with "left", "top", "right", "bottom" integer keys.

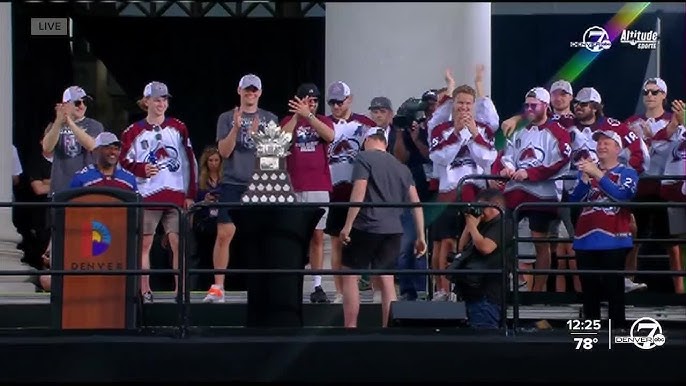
[
  {"left": 460, "top": 204, "right": 483, "bottom": 218},
  {"left": 392, "top": 97, "right": 428, "bottom": 129}
]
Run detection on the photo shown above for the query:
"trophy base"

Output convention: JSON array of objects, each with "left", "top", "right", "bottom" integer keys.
[{"left": 241, "top": 157, "right": 297, "bottom": 204}]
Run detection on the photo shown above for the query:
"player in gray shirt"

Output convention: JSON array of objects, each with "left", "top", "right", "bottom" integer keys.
[
  {"left": 339, "top": 128, "right": 428, "bottom": 327},
  {"left": 204, "top": 74, "right": 278, "bottom": 303},
  {"left": 41, "top": 86, "right": 104, "bottom": 195}
]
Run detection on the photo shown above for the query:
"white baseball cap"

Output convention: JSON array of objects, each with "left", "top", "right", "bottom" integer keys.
[
  {"left": 643, "top": 77, "right": 667, "bottom": 94},
  {"left": 592, "top": 130, "right": 622, "bottom": 148},
  {"left": 550, "top": 80, "right": 573, "bottom": 95},
  {"left": 524, "top": 87, "right": 550, "bottom": 104},
  {"left": 575, "top": 87, "right": 602, "bottom": 104},
  {"left": 238, "top": 74, "right": 262, "bottom": 90},
  {"left": 143, "top": 81, "right": 172, "bottom": 98},
  {"left": 62, "top": 86, "right": 91, "bottom": 103},
  {"left": 327, "top": 81, "right": 352, "bottom": 101},
  {"left": 94, "top": 132, "right": 121, "bottom": 148}
]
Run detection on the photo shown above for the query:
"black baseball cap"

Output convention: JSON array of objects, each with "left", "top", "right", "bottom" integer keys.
[{"left": 296, "top": 83, "right": 321, "bottom": 99}]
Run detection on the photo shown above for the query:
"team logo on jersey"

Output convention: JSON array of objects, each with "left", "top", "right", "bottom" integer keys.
[
  {"left": 328, "top": 138, "right": 361, "bottom": 164},
  {"left": 516, "top": 145, "right": 545, "bottom": 169},
  {"left": 449, "top": 145, "right": 476, "bottom": 169},
  {"left": 146, "top": 144, "right": 181, "bottom": 172},
  {"left": 584, "top": 172, "right": 622, "bottom": 215}
]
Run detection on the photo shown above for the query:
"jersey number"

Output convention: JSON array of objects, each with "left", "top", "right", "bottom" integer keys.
[{"left": 624, "top": 131, "right": 639, "bottom": 145}]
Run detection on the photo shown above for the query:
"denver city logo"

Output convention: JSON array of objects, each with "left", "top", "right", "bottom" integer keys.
[
  {"left": 71, "top": 220, "right": 123, "bottom": 271},
  {"left": 614, "top": 317, "right": 666, "bottom": 350},
  {"left": 619, "top": 29, "right": 659, "bottom": 50}
]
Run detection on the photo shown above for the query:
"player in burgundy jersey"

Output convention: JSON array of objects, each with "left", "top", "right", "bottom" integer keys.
[{"left": 281, "top": 83, "right": 336, "bottom": 303}]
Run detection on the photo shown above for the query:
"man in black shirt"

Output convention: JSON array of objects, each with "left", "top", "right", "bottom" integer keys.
[{"left": 455, "top": 189, "right": 512, "bottom": 329}]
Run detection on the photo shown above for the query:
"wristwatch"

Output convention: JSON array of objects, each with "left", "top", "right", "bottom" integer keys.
[{"left": 307, "top": 113, "right": 315, "bottom": 120}]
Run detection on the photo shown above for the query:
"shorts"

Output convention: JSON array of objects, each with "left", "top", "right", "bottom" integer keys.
[
  {"left": 294, "top": 191, "right": 329, "bottom": 230},
  {"left": 324, "top": 183, "right": 352, "bottom": 236},
  {"left": 661, "top": 184, "right": 686, "bottom": 236},
  {"left": 341, "top": 228, "right": 402, "bottom": 270},
  {"left": 515, "top": 210, "right": 557, "bottom": 234},
  {"left": 550, "top": 207, "right": 574, "bottom": 239},
  {"left": 217, "top": 183, "right": 248, "bottom": 224},
  {"left": 143, "top": 209, "right": 180, "bottom": 235}
]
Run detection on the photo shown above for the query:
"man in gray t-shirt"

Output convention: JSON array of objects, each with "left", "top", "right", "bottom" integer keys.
[
  {"left": 41, "top": 86, "right": 104, "bottom": 195},
  {"left": 339, "top": 128, "right": 428, "bottom": 328},
  {"left": 204, "top": 73, "right": 278, "bottom": 304}
]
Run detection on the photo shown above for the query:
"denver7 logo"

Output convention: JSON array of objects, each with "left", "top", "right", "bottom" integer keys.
[{"left": 577, "top": 26, "right": 612, "bottom": 52}]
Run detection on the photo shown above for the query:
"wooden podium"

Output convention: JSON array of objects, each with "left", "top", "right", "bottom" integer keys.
[{"left": 51, "top": 187, "right": 141, "bottom": 330}]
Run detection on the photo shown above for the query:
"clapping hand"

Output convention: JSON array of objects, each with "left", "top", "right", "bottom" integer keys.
[{"left": 288, "top": 96, "right": 312, "bottom": 118}]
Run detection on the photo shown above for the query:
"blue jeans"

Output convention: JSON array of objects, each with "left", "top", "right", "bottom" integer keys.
[
  {"left": 396, "top": 209, "right": 427, "bottom": 300},
  {"left": 466, "top": 297, "right": 501, "bottom": 329}
]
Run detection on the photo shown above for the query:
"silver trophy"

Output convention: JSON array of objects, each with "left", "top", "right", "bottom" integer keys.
[{"left": 242, "top": 121, "right": 297, "bottom": 204}]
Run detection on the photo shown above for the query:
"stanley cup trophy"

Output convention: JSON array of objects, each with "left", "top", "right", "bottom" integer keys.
[
  {"left": 230, "top": 121, "right": 324, "bottom": 327},
  {"left": 241, "top": 121, "right": 298, "bottom": 204}
]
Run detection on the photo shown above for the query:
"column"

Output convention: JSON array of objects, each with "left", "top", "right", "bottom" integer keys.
[
  {"left": 0, "top": 3, "right": 29, "bottom": 289},
  {"left": 325, "top": 2, "right": 492, "bottom": 113}
]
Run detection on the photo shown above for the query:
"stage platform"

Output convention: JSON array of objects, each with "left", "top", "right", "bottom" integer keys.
[
  {"left": 0, "top": 327, "right": 684, "bottom": 382},
  {"left": 1, "top": 291, "right": 685, "bottom": 329}
]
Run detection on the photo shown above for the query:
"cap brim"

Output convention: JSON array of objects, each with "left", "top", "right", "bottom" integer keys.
[{"left": 99, "top": 141, "right": 122, "bottom": 147}]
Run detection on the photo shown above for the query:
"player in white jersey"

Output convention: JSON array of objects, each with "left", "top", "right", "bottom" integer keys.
[
  {"left": 623, "top": 78, "right": 683, "bottom": 293},
  {"left": 651, "top": 98, "right": 686, "bottom": 293},
  {"left": 323, "top": 81, "right": 376, "bottom": 303}
]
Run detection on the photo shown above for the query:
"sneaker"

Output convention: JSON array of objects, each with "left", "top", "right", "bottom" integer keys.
[
  {"left": 358, "top": 277, "right": 372, "bottom": 291},
  {"left": 332, "top": 293, "right": 344, "bottom": 304},
  {"left": 432, "top": 291, "right": 449, "bottom": 301},
  {"left": 373, "top": 291, "right": 382, "bottom": 303},
  {"left": 625, "top": 278, "right": 648, "bottom": 293},
  {"left": 142, "top": 291, "right": 154, "bottom": 304},
  {"left": 310, "top": 286, "right": 330, "bottom": 303},
  {"left": 202, "top": 285, "right": 225, "bottom": 303}
]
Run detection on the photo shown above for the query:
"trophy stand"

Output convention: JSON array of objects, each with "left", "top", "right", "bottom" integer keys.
[{"left": 229, "top": 122, "right": 324, "bottom": 328}]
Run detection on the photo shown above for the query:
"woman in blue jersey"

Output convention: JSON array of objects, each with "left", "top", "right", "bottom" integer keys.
[{"left": 569, "top": 130, "right": 638, "bottom": 327}]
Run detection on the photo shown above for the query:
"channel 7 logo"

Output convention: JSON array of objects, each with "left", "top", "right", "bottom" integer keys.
[{"left": 614, "top": 317, "right": 666, "bottom": 350}]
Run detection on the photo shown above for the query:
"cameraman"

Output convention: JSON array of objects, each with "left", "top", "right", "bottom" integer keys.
[{"left": 454, "top": 189, "right": 512, "bottom": 329}]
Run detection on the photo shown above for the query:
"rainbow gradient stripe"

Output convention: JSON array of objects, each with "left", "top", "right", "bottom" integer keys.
[
  {"left": 493, "top": 2, "right": 653, "bottom": 150},
  {"left": 551, "top": 2, "right": 652, "bottom": 83}
]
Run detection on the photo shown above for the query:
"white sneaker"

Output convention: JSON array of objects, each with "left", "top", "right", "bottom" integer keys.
[
  {"left": 333, "top": 293, "right": 344, "bottom": 304},
  {"left": 625, "top": 278, "right": 648, "bottom": 293},
  {"left": 432, "top": 291, "right": 448, "bottom": 301},
  {"left": 202, "top": 284, "right": 225, "bottom": 303},
  {"left": 373, "top": 291, "right": 382, "bottom": 303}
]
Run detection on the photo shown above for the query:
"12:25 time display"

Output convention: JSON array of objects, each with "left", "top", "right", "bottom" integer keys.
[{"left": 566, "top": 319, "right": 602, "bottom": 331}]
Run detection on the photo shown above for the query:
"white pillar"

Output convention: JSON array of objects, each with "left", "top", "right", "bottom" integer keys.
[
  {"left": 325, "top": 2, "right": 492, "bottom": 113},
  {"left": 0, "top": 3, "right": 29, "bottom": 289}
]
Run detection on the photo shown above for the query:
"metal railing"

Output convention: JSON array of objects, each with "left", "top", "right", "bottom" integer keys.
[
  {"left": 182, "top": 201, "right": 509, "bottom": 335},
  {"left": 1, "top": 171, "right": 685, "bottom": 335},
  {"left": 511, "top": 201, "right": 686, "bottom": 330},
  {"left": 0, "top": 201, "right": 187, "bottom": 332}
]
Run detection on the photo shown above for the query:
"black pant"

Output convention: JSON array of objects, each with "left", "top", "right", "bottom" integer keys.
[{"left": 575, "top": 248, "right": 629, "bottom": 327}]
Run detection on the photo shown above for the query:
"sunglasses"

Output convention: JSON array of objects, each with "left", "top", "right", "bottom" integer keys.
[
  {"left": 328, "top": 99, "right": 346, "bottom": 106},
  {"left": 643, "top": 89, "right": 661, "bottom": 96},
  {"left": 73, "top": 100, "right": 85, "bottom": 107},
  {"left": 523, "top": 103, "right": 539, "bottom": 110},
  {"left": 574, "top": 101, "right": 590, "bottom": 108}
]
